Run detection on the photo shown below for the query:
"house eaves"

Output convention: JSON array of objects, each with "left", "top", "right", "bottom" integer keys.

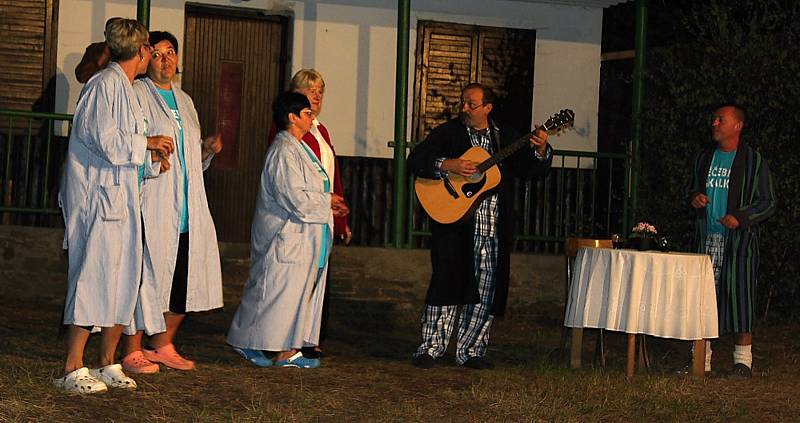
[{"left": 505, "top": 0, "right": 631, "bottom": 8}]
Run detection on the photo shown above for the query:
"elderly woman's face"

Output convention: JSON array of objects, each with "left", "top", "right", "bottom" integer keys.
[
  {"left": 148, "top": 40, "right": 178, "bottom": 87},
  {"left": 297, "top": 80, "right": 324, "bottom": 116}
]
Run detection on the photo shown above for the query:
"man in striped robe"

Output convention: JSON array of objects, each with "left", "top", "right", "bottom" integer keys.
[{"left": 688, "top": 103, "right": 776, "bottom": 379}]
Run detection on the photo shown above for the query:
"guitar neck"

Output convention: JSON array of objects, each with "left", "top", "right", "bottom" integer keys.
[{"left": 476, "top": 126, "right": 545, "bottom": 173}]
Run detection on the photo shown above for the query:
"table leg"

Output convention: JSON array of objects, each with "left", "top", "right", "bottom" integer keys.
[
  {"left": 692, "top": 339, "right": 705, "bottom": 378},
  {"left": 637, "top": 335, "right": 650, "bottom": 370},
  {"left": 626, "top": 334, "right": 636, "bottom": 381},
  {"left": 570, "top": 328, "right": 583, "bottom": 368}
]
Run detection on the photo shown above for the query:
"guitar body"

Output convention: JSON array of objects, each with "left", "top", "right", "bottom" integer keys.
[
  {"left": 415, "top": 146, "right": 502, "bottom": 224},
  {"left": 413, "top": 108, "right": 574, "bottom": 225}
]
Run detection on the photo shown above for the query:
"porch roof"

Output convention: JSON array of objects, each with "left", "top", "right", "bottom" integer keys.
[{"left": 507, "top": 0, "right": 631, "bottom": 8}]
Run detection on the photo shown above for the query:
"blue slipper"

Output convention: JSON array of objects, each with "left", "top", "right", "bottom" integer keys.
[
  {"left": 232, "top": 347, "right": 272, "bottom": 368},
  {"left": 275, "top": 351, "right": 320, "bottom": 368}
]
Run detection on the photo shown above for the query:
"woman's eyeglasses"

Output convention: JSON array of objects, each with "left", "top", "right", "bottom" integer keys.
[{"left": 152, "top": 49, "right": 178, "bottom": 61}]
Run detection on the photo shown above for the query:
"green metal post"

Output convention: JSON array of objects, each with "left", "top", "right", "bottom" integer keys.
[
  {"left": 391, "top": 0, "right": 410, "bottom": 248},
  {"left": 627, "top": 0, "right": 647, "bottom": 235},
  {"left": 137, "top": 0, "right": 150, "bottom": 29}
]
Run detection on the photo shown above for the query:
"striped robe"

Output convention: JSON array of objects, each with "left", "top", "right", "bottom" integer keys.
[{"left": 689, "top": 142, "right": 776, "bottom": 334}]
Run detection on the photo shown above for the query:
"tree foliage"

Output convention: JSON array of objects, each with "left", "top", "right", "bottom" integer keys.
[{"left": 638, "top": 0, "right": 800, "bottom": 318}]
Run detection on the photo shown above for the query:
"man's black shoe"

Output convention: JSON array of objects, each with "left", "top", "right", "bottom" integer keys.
[
  {"left": 411, "top": 353, "right": 435, "bottom": 369},
  {"left": 461, "top": 356, "right": 494, "bottom": 370},
  {"left": 729, "top": 363, "right": 752, "bottom": 379}
]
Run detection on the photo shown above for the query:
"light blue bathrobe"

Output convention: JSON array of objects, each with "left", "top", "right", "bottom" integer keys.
[
  {"left": 227, "top": 130, "right": 333, "bottom": 351},
  {"left": 60, "top": 62, "right": 153, "bottom": 327},
  {"left": 129, "top": 78, "right": 224, "bottom": 335}
]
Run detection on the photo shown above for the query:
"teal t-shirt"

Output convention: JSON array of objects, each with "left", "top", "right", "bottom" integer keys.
[
  {"left": 138, "top": 118, "right": 148, "bottom": 187},
  {"left": 156, "top": 87, "right": 189, "bottom": 234},
  {"left": 299, "top": 141, "right": 331, "bottom": 269},
  {"left": 706, "top": 148, "right": 736, "bottom": 234}
]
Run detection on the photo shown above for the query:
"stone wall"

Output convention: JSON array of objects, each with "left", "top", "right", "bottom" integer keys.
[{"left": 0, "top": 225, "right": 566, "bottom": 315}]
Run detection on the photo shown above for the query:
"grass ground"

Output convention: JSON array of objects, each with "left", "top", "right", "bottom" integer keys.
[{"left": 1, "top": 261, "right": 798, "bottom": 422}]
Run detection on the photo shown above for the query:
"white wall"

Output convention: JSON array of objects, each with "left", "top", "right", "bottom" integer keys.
[{"left": 56, "top": 0, "right": 602, "bottom": 158}]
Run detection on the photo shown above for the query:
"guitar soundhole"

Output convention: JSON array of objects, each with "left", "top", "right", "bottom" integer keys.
[
  {"left": 462, "top": 174, "right": 486, "bottom": 198},
  {"left": 467, "top": 171, "right": 483, "bottom": 183}
]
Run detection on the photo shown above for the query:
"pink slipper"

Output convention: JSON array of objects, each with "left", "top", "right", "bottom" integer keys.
[
  {"left": 122, "top": 351, "right": 160, "bottom": 374},
  {"left": 142, "top": 344, "right": 196, "bottom": 371}
]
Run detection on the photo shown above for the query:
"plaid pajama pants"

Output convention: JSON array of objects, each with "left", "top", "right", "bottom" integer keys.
[
  {"left": 705, "top": 232, "right": 726, "bottom": 287},
  {"left": 414, "top": 235, "right": 497, "bottom": 364}
]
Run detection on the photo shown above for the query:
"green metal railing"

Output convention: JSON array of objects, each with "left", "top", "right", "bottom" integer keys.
[
  {"left": 404, "top": 148, "right": 630, "bottom": 251},
  {"left": 0, "top": 110, "right": 73, "bottom": 217},
  {"left": 2, "top": 108, "right": 631, "bottom": 252}
]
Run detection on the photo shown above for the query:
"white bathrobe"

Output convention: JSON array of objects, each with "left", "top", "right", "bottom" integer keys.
[
  {"left": 59, "top": 62, "right": 149, "bottom": 327},
  {"left": 227, "top": 130, "right": 333, "bottom": 351},
  {"left": 128, "top": 78, "right": 223, "bottom": 335}
]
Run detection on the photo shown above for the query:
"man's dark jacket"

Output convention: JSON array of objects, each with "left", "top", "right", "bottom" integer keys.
[{"left": 407, "top": 118, "right": 552, "bottom": 316}]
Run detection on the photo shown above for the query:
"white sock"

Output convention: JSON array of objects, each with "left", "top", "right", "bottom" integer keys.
[{"left": 733, "top": 344, "right": 753, "bottom": 368}]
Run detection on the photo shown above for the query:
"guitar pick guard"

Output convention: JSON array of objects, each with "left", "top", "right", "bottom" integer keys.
[{"left": 462, "top": 174, "right": 486, "bottom": 198}]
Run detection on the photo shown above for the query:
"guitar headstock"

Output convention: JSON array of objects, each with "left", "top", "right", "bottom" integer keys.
[{"left": 541, "top": 109, "right": 575, "bottom": 134}]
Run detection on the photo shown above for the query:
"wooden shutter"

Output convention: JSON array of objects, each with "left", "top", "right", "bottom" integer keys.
[
  {"left": 0, "top": 0, "right": 58, "bottom": 112},
  {"left": 412, "top": 21, "right": 536, "bottom": 141}
]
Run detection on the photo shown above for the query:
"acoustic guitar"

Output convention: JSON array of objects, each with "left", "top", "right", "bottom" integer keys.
[{"left": 414, "top": 109, "right": 575, "bottom": 224}]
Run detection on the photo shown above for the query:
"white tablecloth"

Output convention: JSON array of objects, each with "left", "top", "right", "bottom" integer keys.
[{"left": 564, "top": 247, "right": 719, "bottom": 340}]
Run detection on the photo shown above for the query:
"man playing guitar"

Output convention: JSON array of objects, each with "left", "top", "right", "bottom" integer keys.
[{"left": 408, "top": 83, "right": 552, "bottom": 369}]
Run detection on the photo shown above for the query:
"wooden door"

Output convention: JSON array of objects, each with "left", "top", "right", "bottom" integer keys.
[
  {"left": 182, "top": 5, "right": 288, "bottom": 242},
  {"left": 412, "top": 21, "right": 536, "bottom": 141}
]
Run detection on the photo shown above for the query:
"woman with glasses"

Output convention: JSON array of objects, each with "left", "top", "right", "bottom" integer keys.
[
  {"left": 266, "top": 69, "right": 351, "bottom": 360},
  {"left": 56, "top": 18, "right": 174, "bottom": 394},
  {"left": 122, "top": 31, "right": 224, "bottom": 374},
  {"left": 227, "top": 92, "right": 348, "bottom": 368}
]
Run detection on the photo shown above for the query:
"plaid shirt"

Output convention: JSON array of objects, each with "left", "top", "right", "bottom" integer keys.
[
  {"left": 434, "top": 124, "right": 499, "bottom": 238},
  {"left": 468, "top": 126, "right": 499, "bottom": 238}
]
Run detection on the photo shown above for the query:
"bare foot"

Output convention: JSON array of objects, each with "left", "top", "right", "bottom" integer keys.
[{"left": 275, "top": 349, "right": 297, "bottom": 362}]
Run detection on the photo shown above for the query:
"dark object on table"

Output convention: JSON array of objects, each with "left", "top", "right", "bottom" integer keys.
[
  {"left": 611, "top": 234, "right": 624, "bottom": 249},
  {"left": 628, "top": 237, "right": 655, "bottom": 251},
  {"left": 627, "top": 236, "right": 670, "bottom": 252},
  {"left": 655, "top": 235, "right": 670, "bottom": 252}
]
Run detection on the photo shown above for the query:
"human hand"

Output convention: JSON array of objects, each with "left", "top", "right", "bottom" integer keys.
[
  {"left": 529, "top": 128, "right": 549, "bottom": 157},
  {"left": 441, "top": 158, "right": 477, "bottom": 177},
  {"left": 147, "top": 135, "right": 175, "bottom": 157},
  {"left": 159, "top": 156, "right": 171, "bottom": 173},
  {"left": 691, "top": 193, "right": 709, "bottom": 208},
  {"left": 719, "top": 214, "right": 739, "bottom": 229},
  {"left": 202, "top": 133, "right": 222, "bottom": 161},
  {"left": 342, "top": 224, "right": 353, "bottom": 246},
  {"left": 331, "top": 193, "right": 350, "bottom": 217},
  {"left": 150, "top": 151, "right": 171, "bottom": 172}
]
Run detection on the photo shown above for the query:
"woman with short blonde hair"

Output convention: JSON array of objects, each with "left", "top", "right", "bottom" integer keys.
[
  {"left": 56, "top": 18, "right": 174, "bottom": 394},
  {"left": 105, "top": 18, "right": 149, "bottom": 61}
]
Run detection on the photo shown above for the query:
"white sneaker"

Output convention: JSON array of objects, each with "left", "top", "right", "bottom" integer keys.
[
  {"left": 54, "top": 367, "right": 108, "bottom": 394},
  {"left": 89, "top": 364, "right": 137, "bottom": 389}
]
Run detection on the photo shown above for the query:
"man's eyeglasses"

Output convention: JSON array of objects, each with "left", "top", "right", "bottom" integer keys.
[
  {"left": 460, "top": 101, "right": 485, "bottom": 111},
  {"left": 299, "top": 109, "right": 315, "bottom": 118}
]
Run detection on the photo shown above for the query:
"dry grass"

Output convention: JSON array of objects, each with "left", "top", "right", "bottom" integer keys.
[{"left": 1, "top": 261, "right": 799, "bottom": 422}]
